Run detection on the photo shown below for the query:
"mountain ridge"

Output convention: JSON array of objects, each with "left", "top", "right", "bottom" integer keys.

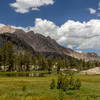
[{"left": 0, "top": 25, "right": 100, "bottom": 61}]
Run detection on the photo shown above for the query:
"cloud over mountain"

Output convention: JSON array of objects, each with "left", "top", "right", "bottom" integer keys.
[
  {"left": 1, "top": 18, "right": 100, "bottom": 51},
  {"left": 10, "top": 0, "right": 54, "bottom": 14},
  {"left": 31, "top": 18, "right": 100, "bottom": 51}
]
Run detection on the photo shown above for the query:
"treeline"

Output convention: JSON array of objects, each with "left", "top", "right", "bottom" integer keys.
[{"left": 0, "top": 42, "right": 100, "bottom": 72}]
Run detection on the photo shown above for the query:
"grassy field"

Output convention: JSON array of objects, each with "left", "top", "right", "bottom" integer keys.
[{"left": 0, "top": 73, "right": 100, "bottom": 100}]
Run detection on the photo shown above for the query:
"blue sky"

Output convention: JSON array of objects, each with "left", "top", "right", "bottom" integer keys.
[
  {"left": 0, "top": 0, "right": 100, "bottom": 55},
  {"left": 0, "top": 0, "right": 100, "bottom": 26}
]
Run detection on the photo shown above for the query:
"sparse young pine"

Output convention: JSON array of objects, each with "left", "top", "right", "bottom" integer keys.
[
  {"left": 59, "top": 89, "right": 64, "bottom": 100},
  {"left": 22, "top": 85, "right": 26, "bottom": 92},
  {"left": 57, "top": 72, "right": 81, "bottom": 91},
  {"left": 57, "top": 73, "right": 63, "bottom": 89},
  {"left": 75, "top": 79, "right": 81, "bottom": 89},
  {"left": 50, "top": 79, "right": 55, "bottom": 89}
]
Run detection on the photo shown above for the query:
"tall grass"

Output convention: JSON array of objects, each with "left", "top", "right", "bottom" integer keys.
[{"left": 0, "top": 74, "right": 100, "bottom": 100}]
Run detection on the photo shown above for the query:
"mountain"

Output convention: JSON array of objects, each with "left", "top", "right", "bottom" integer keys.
[
  {"left": 14, "top": 29, "right": 67, "bottom": 55},
  {"left": 0, "top": 25, "right": 100, "bottom": 61},
  {"left": 65, "top": 48, "right": 100, "bottom": 61},
  {"left": 0, "top": 26, "right": 68, "bottom": 57},
  {"left": 0, "top": 26, "right": 16, "bottom": 34}
]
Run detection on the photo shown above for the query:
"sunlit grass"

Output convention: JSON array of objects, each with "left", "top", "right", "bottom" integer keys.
[{"left": 0, "top": 74, "right": 100, "bottom": 100}]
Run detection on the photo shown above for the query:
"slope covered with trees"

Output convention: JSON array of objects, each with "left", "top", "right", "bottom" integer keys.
[{"left": 0, "top": 42, "right": 100, "bottom": 72}]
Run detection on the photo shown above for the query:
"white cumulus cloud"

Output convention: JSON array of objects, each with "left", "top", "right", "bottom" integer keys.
[
  {"left": 89, "top": 8, "right": 96, "bottom": 14},
  {"left": 31, "top": 18, "right": 59, "bottom": 40},
  {"left": 88, "top": 2, "right": 100, "bottom": 16},
  {"left": 0, "top": 24, "right": 5, "bottom": 28},
  {"left": 10, "top": 0, "right": 54, "bottom": 14},
  {"left": 1, "top": 18, "right": 100, "bottom": 51},
  {"left": 29, "top": 18, "right": 100, "bottom": 51}
]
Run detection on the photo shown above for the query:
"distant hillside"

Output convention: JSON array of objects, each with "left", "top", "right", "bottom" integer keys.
[{"left": 66, "top": 48, "right": 100, "bottom": 61}]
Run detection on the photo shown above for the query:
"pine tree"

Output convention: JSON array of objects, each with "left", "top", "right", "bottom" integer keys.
[
  {"left": 16, "top": 52, "right": 24, "bottom": 71},
  {"left": 50, "top": 79, "right": 56, "bottom": 89},
  {"left": 70, "top": 57, "right": 76, "bottom": 68},
  {"left": 0, "top": 48, "right": 3, "bottom": 69},
  {"left": 24, "top": 50, "right": 31, "bottom": 71},
  {"left": 57, "top": 58, "right": 63, "bottom": 74},
  {"left": 2, "top": 42, "right": 8, "bottom": 71},
  {"left": 7, "top": 42, "right": 15, "bottom": 71},
  {"left": 47, "top": 57, "right": 53, "bottom": 74},
  {"left": 31, "top": 55, "right": 36, "bottom": 66},
  {"left": 63, "top": 57, "right": 70, "bottom": 69},
  {"left": 41, "top": 58, "right": 48, "bottom": 70},
  {"left": 38, "top": 53, "right": 47, "bottom": 70},
  {"left": 77, "top": 59, "right": 83, "bottom": 71}
]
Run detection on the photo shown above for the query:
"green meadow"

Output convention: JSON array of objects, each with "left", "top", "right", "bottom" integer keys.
[{"left": 0, "top": 72, "right": 100, "bottom": 100}]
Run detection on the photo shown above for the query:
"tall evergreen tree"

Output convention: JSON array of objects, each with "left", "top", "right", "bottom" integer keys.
[
  {"left": 7, "top": 42, "right": 15, "bottom": 71},
  {"left": 70, "top": 57, "right": 76, "bottom": 68},
  {"left": 57, "top": 58, "right": 63, "bottom": 74},
  {"left": 2, "top": 42, "right": 8, "bottom": 71},
  {"left": 16, "top": 52, "right": 24, "bottom": 71},
  {"left": 63, "top": 57, "right": 70, "bottom": 69},
  {"left": 0, "top": 48, "right": 2, "bottom": 67},
  {"left": 47, "top": 57, "right": 53, "bottom": 74},
  {"left": 24, "top": 50, "right": 31, "bottom": 71}
]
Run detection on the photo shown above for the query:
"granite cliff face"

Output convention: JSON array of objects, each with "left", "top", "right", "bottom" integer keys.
[{"left": 0, "top": 26, "right": 100, "bottom": 61}]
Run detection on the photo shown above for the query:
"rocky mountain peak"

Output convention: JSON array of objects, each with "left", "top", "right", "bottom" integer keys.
[{"left": 0, "top": 25, "right": 16, "bottom": 34}]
